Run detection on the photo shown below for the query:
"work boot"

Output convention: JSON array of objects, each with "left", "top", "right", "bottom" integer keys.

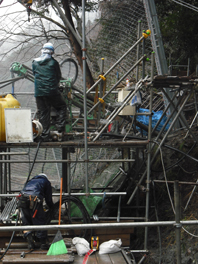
[
  {"left": 40, "top": 238, "right": 50, "bottom": 250},
  {"left": 26, "top": 233, "right": 35, "bottom": 250}
]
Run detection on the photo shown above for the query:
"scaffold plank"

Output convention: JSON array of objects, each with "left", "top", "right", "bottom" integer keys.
[
  {"left": 1, "top": 253, "right": 74, "bottom": 263},
  {"left": 74, "top": 251, "right": 127, "bottom": 264}
]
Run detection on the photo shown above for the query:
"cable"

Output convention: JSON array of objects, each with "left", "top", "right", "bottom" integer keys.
[
  {"left": 151, "top": 142, "right": 197, "bottom": 172},
  {"left": 174, "top": 0, "right": 198, "bottom": 11},
  {"left": 41, "top": 148, "right": 48, "bottom": 173},
  {"left": 24, "top": 141, "right": 41, "bottom": 187},
  {"left": 182, "top": 226, "right": 198, "bottom": 238},
  {"left": 153, "top": 140, "right": 175, "bottom": 214},
  {"left": 46, "top": 195, "right": 92, "bottom": 241},
  {"left": 171, "top": 0, "right": 198, "bottom": 12},
  {"left": 178, "top": 164, "right": 197, "bottom": 174},
  {"left": 152, "top": 141, "right": 198, "bottom": 239},
  {"left": 122, "top": 116, "right": 134, "bottom": 142},
  {"left": 0, "top": 211, "right": 19, "bottom": 260}
]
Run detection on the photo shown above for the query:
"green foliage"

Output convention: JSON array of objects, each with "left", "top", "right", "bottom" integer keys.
[{"left": 155, "top": 0, "right": 198, "bottom": 73}]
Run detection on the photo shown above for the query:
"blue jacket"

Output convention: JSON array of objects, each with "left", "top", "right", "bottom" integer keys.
[
  {"left": 32, "top": 54, "right": 61, "bottom": 97},
  {"left": 22, "top": 175, "right": 53, "bottom": 208}
]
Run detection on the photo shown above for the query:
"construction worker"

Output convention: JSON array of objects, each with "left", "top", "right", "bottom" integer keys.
[
  {"left": 32, "top": 43, "right": 67, "bottom": 141},
  {"left": 18, "top": 173, "right": 54, "bottom": 250}
]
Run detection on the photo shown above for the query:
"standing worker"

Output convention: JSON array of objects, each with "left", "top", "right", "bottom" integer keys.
[
  {"left": 32, "top": 43, "right": 67, "bottom": 141},
  {"left": 17, "top": 173, "right": 54, "bottom": 250}
]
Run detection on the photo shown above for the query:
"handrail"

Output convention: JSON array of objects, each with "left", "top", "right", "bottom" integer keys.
[
  {"left": 86, "top": 35, "right": 145, "bottom": 95},
  {"left": 88, "top": 55, "right": 147, "bottom": 115}
]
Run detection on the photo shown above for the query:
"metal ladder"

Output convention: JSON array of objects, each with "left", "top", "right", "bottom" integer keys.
[{"left": 0, "top": 197, "right": 17, "bottom": 223}]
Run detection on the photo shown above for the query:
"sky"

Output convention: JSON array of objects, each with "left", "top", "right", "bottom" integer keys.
[
  {"left": 0, "top": 1, "right": 25, "bottom": 16},
  {"left": 0, "top": 0, "right": 98, "bottom": 80},
  {"left": 0, "top": 1, "right": 97, "bottom": 22}
]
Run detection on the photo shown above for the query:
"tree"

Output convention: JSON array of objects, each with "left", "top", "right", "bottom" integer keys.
[
  {"left": 0, "top": 0, "right": 99, "bottom": 88},
  {"left": 155, "top": 0, "right": 198, "bottom": 73}
]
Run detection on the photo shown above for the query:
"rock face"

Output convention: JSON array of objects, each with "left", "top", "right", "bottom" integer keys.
[{"left": 130, "top": 128, "right": 198, "bottom": 264}]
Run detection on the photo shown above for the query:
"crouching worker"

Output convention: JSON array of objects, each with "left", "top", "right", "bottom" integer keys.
[{"left": 17, "top": 173, "right": 53, "bottom": 250}]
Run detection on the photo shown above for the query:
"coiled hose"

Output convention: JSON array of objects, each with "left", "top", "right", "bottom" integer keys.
[{"left": 46, "top": 195, "right": 92, "bottom": 241}]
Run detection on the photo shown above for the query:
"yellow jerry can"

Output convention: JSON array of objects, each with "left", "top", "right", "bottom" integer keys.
[{"left": 0, "top": 94, "right": 21, "bottom": 141}]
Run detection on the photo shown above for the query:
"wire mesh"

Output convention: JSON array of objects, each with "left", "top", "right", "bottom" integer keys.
[{"left": 0, "top": 0, "right": 163, "bottom": 194}]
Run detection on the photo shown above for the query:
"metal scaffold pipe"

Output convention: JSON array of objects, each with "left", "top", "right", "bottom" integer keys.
[
  {"left": 3, "top": 219, "right": 198, "bottom": 232},
  {"left": 0, "top": 192, "right": 127, "bottom": 197},
  {"left": 82, "top": 0, "right": 88, "bottom": 193},
  {"left": 88, "top": 55, "right": 147, "bottom": 115},
  {"left": 0, "top": 221, "right": 177, "bottom": 232},
  {"left": 0, "top": 159, "right": 135, "bottom": 163},
  {"left": 86, "top": 35, "right": 145, "bottom": 95},
  {"left": 127, "top": 90, "right": 193, "bottom": 205},
  {"left": 144, "top": 51, "right": 154, "bottom": 250},
  {"left": 93, "top": 76, "right": 148, "bottom": 141}
]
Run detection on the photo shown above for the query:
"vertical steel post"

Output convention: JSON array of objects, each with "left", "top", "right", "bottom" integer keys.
[
  {"left": 174, "top": 181, "right": 181, "bottom": 264},
  {"left": 142, "top": 38, "right": 145, "bottom": 79},
  {"left": 67, "top": 151, "right": 71, "bottom": 193},
  {"left": 11, "top": 72, "right": 15, "bottom": 94},
  {"left": 8, "top": 149, "right": 11, "bottom": 193},
  {"left": 136, "top": 20, "right": 141, "bottom": 81},
  {"left": 4, "top": 154, "right": 7, "bottom": 195},
  {"left": 187, "top": 58, "right": 190, "bottom": 76},
  {"left": 98, "top": 58, "right": 104, "bottom": 128},
  {"left": 62, "top": 148, "right": 68, "bottom": 193},
  {"left": 144, "top": 52, "right": 154, "bottom": 249},
  {"left": 193, "top": 92, "right": 198, "bottom": 126},
  {"left": 143, "top": 0, "right": 180, "bottom": 129},
  {"left": 82, "top": 0, "right": 88, "bottom": 193},
  {"left": 0, "top": 154, "right": 2, "bottom": 209}
]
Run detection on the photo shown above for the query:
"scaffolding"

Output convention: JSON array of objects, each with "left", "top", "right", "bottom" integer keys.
[{"left": 1, "top": 1, "right": 198, "bottom": 263}]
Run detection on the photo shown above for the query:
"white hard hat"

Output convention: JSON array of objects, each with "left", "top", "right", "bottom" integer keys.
[
  {"left": 38, "top": 173, "right": 48, "bottom": 179},
  {"left": 42, "top": 42, "right": 54, "bottom": 53}
]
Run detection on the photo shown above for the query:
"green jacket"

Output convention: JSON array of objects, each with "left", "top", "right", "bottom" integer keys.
[{"left": 32, "top": 55, "right": 61, "bottom": 97}]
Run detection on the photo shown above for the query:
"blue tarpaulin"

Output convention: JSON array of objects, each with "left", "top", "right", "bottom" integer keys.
[{"left": 134, "top": 108, "right": 170, "bottom": 133}]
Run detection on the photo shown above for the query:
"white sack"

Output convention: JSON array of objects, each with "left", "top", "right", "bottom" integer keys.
[
  {"left": 99, "top": 239, "right": 122, "bottom": 255},
  {"left": 72, "top": 237, "right": 90, "bottom": 256}
]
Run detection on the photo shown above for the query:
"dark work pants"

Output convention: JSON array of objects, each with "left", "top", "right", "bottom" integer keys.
[
  {"left": 21, "top": 203, "right": 47, "bottom": 239},
  {"left": 36, "top": 93, "right": 67, "bottom": 138}
]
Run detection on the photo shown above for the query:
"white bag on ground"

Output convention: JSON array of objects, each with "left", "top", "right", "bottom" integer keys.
[
  {"left": 99, "top": 239, "right": 122, "bottom": 254},
  {"left": 72, "top": 237, "right": 90, "bottom": 256}
]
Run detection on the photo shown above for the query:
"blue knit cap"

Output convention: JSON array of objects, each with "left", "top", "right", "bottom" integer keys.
[{"left": 42, "top": 42, "right": 54, "bottom": 53}]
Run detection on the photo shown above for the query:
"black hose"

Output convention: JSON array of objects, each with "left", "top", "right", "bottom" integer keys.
[
  {"left": 0, "top": 141, "right": 41, "bottom": 259},
  {"left": 24, "top": 141, "right": 41, "bottom": 186},
  {"left": 101, "top": 133, "right": 147, "bottom": 140},
  {"left": 46, "top": 195, "right": 92, "bottom": 241},
  {"left": 0, "top": 212, "right": 19, "bottom": 260}
]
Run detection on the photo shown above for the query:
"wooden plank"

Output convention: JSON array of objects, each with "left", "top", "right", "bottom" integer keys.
[
  {"left": 70, "top": 255, "right": 83, "bottom": 264},
  {"left": 1, "top": 248, "right": 75, "bottom": 255},
  {"left": 72, "top": 254, "right": 99, "bottom": 264},
  {"left": 95, "top": 251, "right": 113, "bottom": 264},
  {"left": 87, "top": 253, "right": 98, "bottom": 264},
  {"left": 72, "top": 251, "right": 128, "bottom": 264},
  {"left": 109, "top": 252, "right": 127, "bottom": 264},
  {"left": 2, "top": 254, "right": 74, "bottom": 263}
]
